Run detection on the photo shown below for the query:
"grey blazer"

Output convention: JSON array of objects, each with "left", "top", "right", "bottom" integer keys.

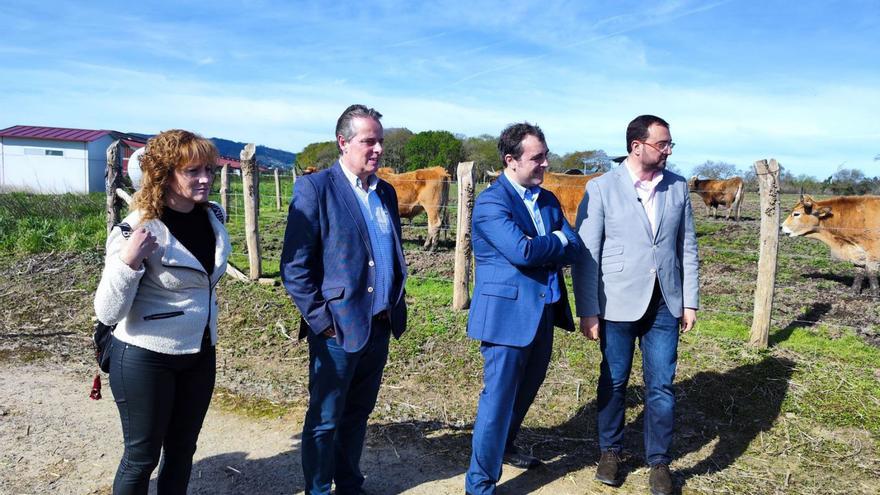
[{"left": 571, "top": 163, "right": 699, "bottom": 321}]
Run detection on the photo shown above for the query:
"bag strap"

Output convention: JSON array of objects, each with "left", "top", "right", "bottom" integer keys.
[
  {"left": 208, "top": 203, "right": 226, "bottom": 224},
  {"left": 115, "top": 222, "right": 133, "bottom": 239}
]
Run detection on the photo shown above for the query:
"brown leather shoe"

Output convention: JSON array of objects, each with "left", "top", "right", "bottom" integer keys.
[
  {"left": 595, "top": 450, "right": 622, "bottom": 486},
  {"left": 649, "top": 464, "right": 674, "bottom": 495}
]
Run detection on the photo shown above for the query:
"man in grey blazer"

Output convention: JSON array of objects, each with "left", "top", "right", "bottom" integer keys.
[{"left": 572, "top": 115, "right": 699, "bottom": 495}]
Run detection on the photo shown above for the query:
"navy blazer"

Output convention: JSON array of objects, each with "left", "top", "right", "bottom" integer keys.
[
  {"left": 467, "top": 173, "right": 580, "bottom": 346},
  {"left": 280, "top": 162, "right": 408, "bottom": 353}
]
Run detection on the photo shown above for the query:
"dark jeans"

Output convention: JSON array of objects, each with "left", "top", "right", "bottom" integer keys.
[
  {"left": 109, "top": 335, "right": 216, "bottom": 495},
  {"left": 301, "top": 318, "right": 391, "bottom": 495},
  {"left": 465, "top": 305, "right": 554, "bottom": 495},
  {"left": 597, "top": 285, "right": 680, "bottom": 466}
]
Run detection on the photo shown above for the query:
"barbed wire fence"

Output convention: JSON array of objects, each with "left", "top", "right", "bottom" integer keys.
[{"left": 105, "top": 141, "right": 879, "bottom": 347}]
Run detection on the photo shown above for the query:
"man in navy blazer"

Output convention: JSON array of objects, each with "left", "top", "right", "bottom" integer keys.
[
  {"left": 465, "top": 123, "right": 581, "bottom": 495},
  {"left": 572, "top": 115, "right": 699, "bottom": 495},
  {"left": 281, "top": 104, "right": 407, "bottom": 495}
]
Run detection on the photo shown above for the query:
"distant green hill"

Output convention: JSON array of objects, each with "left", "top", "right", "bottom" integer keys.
[{"left": 128, "top": 133, "right": 296, "bottom": 169}]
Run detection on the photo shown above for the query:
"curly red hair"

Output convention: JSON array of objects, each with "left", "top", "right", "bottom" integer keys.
[{"left": 132, "top": 129, "right": 218, "bottom": 221}]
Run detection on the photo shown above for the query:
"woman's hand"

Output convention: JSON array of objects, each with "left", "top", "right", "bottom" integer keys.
[{"left": 120, "top": 228, "right": 158, "bottom": 270}]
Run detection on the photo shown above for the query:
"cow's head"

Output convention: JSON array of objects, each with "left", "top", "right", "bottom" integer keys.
[
  {"left": 688, "top": 176, "right": 699, "bottom": 191},
  {"left": 781, "top": 194, "right": 833, "bottom": 236}
]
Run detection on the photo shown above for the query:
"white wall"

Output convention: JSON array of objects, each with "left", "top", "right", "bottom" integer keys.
[
  {"left": 86, "top": 136, "right": 115, "bottom": 193},
  {"left": 0, "top": 137, "right": 95, "bottom": 193}
]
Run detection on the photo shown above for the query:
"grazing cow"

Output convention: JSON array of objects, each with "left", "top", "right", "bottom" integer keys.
[
  {"left": 781, "top": 194, "right": 880, "bottom": 294},
  {"left": 688, "top": 176, "right": 745, "bottom": 221},
  {"left": 542, "top": 172, "right": 603, "bottom": 225},
  {"left": 376, "top": 166, "right": 450, "bottom": 251}
]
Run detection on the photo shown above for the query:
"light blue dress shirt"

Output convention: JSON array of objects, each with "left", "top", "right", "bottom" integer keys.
[{"left": 340, "top": 164, "right": 395, "bottom": 316}]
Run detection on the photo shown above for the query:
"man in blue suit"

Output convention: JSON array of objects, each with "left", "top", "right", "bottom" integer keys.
[
  {"left": 572, "top": 115, "right": 699, "bottom": 495},
  {"left": 280, "top": 104, "right": 407, "bottom": 495},
  {"left": 465, "top": 123, "right": 581, "bottom": 495}
]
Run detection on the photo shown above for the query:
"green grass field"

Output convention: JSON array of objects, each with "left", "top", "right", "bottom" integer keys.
[{"left": 1, "top": 185, "right": 878, "bottom": 493}]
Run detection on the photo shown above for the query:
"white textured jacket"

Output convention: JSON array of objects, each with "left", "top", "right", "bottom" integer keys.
[{"left": 94, "top": 202, "right": 231, "bottom": 355}]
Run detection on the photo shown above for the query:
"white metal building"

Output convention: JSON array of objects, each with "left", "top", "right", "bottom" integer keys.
[{"left": 0, "top": 125, "right": 143, "bottom": 194}]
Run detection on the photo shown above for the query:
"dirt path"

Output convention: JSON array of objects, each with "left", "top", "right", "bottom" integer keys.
[{"left": 0, "top": 362, "right": 654, "bottom": 495}]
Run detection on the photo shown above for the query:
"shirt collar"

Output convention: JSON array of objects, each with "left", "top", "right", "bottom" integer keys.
[
  {"left": 339, "top": 160, "right": 378, "bottom": 191},
  {"left": 504, "top": 169, "right": 540, "bottom": 201},
  {"left": 623, "top": 159, "right": 663, "bottom": 190}
]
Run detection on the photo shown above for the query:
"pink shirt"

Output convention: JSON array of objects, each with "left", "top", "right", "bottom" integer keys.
[{"left": 624, "top": 160, "right": 663, "bottom": 237}]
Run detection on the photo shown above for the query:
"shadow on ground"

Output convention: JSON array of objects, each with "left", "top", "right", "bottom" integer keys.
[{"left": 186, "top": 355, "right": 794, "bottom": 494}]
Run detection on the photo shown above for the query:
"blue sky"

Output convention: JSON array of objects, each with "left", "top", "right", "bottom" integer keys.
[{"left": 1, "top": 0, "right": 878, "bottom": 178}]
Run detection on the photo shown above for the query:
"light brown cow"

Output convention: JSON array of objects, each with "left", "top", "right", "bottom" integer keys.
[
  {"left": 483, "top": 170, "right": 600, "bottom": 226},
  {"left": 541, "top": 172, "right": 602, "bottom": 226},
  {"left": 781, "top": 194, "right": 880, "bottom": 294},
  {"left": 688, "top": 176, "right": 745, "bottom": 221},
  {"left": 377, "top": 166, "right": 450, "bottom": 251}
]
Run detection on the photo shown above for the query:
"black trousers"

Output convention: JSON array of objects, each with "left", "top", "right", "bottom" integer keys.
[{"left": 108, "top": 335, "right": 215, "bottom": 495}]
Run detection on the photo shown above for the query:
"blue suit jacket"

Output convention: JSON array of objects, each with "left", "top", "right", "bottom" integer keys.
[
  {"left": 280, "top": 162, "right": 408, "bottom": 353},
  {"left": 572, "top": 163, "right": 700, "bottom": 321},
  {"left": 467, "top": 173, "right": 580, "bottom": 346}
]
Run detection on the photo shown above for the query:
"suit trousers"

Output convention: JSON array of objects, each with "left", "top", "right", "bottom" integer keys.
[
  {"left": 465, "top": 305, "right": 554, "bottom": 495},
  {"left": 301, "top": 318, "right": 391, "bottom": 495},
  {"left": 596, "top": 283, "right": 679, "bottom": 465}
]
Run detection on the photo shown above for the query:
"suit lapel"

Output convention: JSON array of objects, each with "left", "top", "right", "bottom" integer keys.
[
  {"left": 614, "top": 165, "right": 653, "bottom": 240},
  {"left": 498, "top": 173, "right": 539, "bottom": 237},
  {"left": 329, "top": 163, "right": 373, "bottom": 255},
  {"left": 653, "top": 175, "right": 669, "bottom": 240}
]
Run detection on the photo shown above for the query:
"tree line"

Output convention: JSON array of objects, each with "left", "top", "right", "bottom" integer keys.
[
  {"left": 691, "top": 160, "right": 880, "bottom": 195},
  {"left": 295, "top": 129, "right": 615, "bottom": 179},
  {"left": 295, "top": 132, "right": 878, "bottom": 195}
]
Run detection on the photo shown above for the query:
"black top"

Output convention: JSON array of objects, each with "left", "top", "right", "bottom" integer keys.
[{"left": 161, "top": 205, "right": 215, "bottom": 276}]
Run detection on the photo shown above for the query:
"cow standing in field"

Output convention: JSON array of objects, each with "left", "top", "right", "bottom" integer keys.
[
  {"left": 377, "top": 166, "right": 450, "bottom": 251},
  {"left": 781, "top": 194, "right": 880, "bottom": 294},
  {"left": 688, "top": 176, "right": 744, "bottom": 221}
]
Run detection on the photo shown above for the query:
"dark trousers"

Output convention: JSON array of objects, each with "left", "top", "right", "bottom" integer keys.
[
  {"left": 301, "top": 318, "right": 391, "bottom": 495},
  {"left": 109, "top": 335, "right": 216, "bottom": 495},
  {"left": 465, "top": 306, "right": 555, "bottom": 495},
  {"left": 597, "top": 284, "right": 679, "bottom": 465}
]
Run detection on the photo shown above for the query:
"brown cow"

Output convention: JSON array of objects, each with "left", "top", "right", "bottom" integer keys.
[
  {"left": 688, "top": 176, "right": 744, "bottom": 221},
  {"left": 781, "top": 194, "right": 880, "bottom": 294},
  {"left": 541, "top": 172, "right": 602, "bottom": 225},
  {"left": 377, "top": 166, "right": 450, "bottom": 251},
  {"left": 483, "top": 170, "right": 600, "bottom": 225}
]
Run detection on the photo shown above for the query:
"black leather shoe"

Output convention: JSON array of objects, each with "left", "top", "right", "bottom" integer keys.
[
  {"left": 502, "top": 449, "right": 543, "bottom": 469},
  {"left": 595, "top": 450, "right": 622, "bottom": 486},
  {"left": 649, "top": 464, "right": 674, "bottom": 495}
]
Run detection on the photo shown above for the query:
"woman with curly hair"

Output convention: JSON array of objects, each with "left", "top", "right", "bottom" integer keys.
[{"left": 94, "top": 129, "right": 230, "bottom": 494}]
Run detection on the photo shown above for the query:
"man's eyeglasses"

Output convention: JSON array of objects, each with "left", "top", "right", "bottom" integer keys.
[{"left": 639, "top": 141, "right": 675, "bottom": 153}]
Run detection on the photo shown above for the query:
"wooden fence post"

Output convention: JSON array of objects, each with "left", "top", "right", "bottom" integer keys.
[
  {"left": 453, "top": 161, "right": 475, "bottom": 310},
  {"left": 750, "top": 158, "right": 781, "bottom": 348},
  {"left": 105, "top": 140, "right": 123, "bottom": 233},
  {"left": 240, "top": 144, "right": 262, "bottom": 280},
  {"left": 220, "top": 163, "right": 229, "bottom": 214},
  {"left": 274, "top": 168, "right": 282, "bottom": 211}
]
